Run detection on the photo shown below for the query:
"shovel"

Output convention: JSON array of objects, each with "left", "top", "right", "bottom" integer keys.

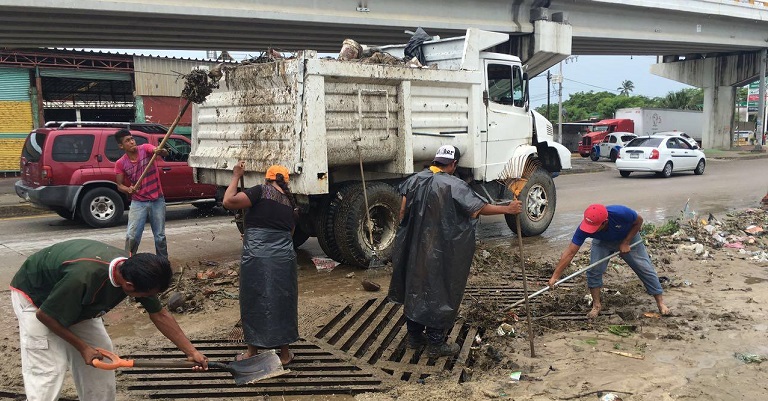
[{"left": 92, "top": 348, "right": 287, "bottom": 385}]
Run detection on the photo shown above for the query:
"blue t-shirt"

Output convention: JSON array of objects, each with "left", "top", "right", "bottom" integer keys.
[{"left": 571, "top": 205, "right": 638, "bottom": 246}]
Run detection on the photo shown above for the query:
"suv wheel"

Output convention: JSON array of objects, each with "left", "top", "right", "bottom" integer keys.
[{"left": 79, "top": 188, "right": 124, "bottom": 228}]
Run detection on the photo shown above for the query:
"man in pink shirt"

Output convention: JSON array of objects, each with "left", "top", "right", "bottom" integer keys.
[{"left": 114, "top": 129, "right": 169, "bottom": 259}]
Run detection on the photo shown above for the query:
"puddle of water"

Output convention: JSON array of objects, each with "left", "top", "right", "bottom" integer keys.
[{"left": 744, "top": 276, "right": 767, "bottom": 284}]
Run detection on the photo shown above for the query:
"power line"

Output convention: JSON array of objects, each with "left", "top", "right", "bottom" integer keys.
[{"left": 563, "top": 78, "right": 619, "bottom": 93}]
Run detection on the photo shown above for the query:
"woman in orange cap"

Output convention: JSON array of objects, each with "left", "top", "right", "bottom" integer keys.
[{"left": 223, "top": 161, "right": 298, "bottom": 365}]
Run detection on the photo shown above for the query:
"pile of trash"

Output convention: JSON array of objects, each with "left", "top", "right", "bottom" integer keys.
[
  {"left": 645, "top": 207, "right": 768, "bottom": 264},
  {"left": 337, "top": 27, "right": 439, "bottom": 68},
  {"left": 156, "top": 260, "right": 241, "bottom": 314}
]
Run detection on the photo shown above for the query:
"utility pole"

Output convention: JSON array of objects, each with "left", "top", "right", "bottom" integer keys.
[
  {"left": 547, "top": 70, "right": 552, "bottom": 122},
  {"left": 557, "top": 61, "right": 563, "bottom": 143},
  {"left": 757, "top": 48, "right": 766, "bottom": 150}
]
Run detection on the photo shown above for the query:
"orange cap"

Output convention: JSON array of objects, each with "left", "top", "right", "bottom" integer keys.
[{"left": 265, "top": 165, "right": 290, "bottom": 182}]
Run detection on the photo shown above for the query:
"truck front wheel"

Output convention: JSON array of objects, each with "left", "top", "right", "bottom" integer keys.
[
  {"left": 334, "top": 182, "right": 400, "bottom": 267},
  {"left": 505, "top": 167, "right": 556, "bottom": 237}
]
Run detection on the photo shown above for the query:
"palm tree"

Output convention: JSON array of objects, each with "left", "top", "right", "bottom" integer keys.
[{"left": 617, "top": 80, "right": 635, "bottom": 96}]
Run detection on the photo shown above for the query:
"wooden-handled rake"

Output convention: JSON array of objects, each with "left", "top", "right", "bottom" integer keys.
[{"left": 498, "top": 156, "right": 541, "bottom": 358}]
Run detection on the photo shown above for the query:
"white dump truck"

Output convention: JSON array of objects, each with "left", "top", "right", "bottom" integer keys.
[{"left": 190, "top": 28, "right": 572, "bottom": 267}]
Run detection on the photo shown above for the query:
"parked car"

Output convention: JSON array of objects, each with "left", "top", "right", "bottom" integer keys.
[
  {"left": 15, "top": 121, "right": 221, "bottom": 228},
  {"left": 590, "top": 132, "right": 637, "bottom": 162},
  {"left": 616, "top": 134, "right": 706, "bottom": 178}
]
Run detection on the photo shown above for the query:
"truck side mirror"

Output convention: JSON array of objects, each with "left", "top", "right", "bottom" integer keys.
[{"left": 522, "top": 72, "right": 530, "bottom": 112}]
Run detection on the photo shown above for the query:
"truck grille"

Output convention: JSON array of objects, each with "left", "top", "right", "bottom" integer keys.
[{"left": 582, "top": 137, "right": 591, "bottom": 146}]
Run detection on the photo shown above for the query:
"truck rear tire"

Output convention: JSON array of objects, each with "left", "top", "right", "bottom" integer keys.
[
  {"left": 314, "top": 185, "right": 354, "bottom": 264},
  {"left": 333, "top": 182, "right": 400, "bottom": 268},
  {"left": 79, "top": 187, "right": 124, "bottom": 228},
  {"left": 505, "top": 167, "right": 556, "bottom": 237}
]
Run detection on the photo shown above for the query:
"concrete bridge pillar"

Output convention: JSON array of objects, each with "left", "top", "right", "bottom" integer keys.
[{"left": 650, "top": 52, "right": 764, "bottom": 150}]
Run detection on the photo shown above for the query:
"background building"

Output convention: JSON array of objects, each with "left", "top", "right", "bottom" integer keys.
[{"left": 0, "top": 49, "right": 219, "bottom": 172}]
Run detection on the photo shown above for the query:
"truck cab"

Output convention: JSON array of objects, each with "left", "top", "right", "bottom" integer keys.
[{"left": 578, "top": 118, "right": 634, "bottom": 157}]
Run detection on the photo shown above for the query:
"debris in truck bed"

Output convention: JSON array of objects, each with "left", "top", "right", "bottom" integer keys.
[
  {"left": 360, "top": 52, "right": 401, "bottom": 65},
  {"left": 181, "top": 69, "right": 219, "bottom": 104}
]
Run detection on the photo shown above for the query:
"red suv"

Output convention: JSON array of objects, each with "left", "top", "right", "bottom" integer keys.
[{"left": 15, "top": 121, "right": 221, "bottom": 228}]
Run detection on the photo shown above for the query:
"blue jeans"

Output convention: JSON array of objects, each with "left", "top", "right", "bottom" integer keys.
[
  {"left": 125, "top": 197, "right": 167, "bottom": 259},
  {"left": 586, "top": 233, "right": 663, "bottom": 295}
]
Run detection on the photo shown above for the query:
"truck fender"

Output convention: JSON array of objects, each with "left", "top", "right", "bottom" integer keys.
[
  {"left": 509, "top": 142, "right": 571, "bottom": 176},
  {"left": 537, "top": 141, "right": 572, "bottom": 172}
]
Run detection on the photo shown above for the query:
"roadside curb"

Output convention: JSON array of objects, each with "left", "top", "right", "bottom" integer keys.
[{"left": 0, "top": 204, "right": 51, "bottom": 218}]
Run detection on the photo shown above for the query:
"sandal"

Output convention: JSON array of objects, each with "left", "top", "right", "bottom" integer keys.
[
  {"left": 235, "top": 352, "right": 256, "bottom": 362},
  {"left": 280, "top": 351, "right": 295, "bottom": 366}
]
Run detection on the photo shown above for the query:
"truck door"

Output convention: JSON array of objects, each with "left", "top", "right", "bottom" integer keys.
[{"left": 484, "top": 61, "right": 530, "bottom": 179}]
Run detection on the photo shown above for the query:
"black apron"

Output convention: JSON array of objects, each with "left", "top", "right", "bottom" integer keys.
[{"left": 240, "top": 227, "right": 299, "bottom": 348}]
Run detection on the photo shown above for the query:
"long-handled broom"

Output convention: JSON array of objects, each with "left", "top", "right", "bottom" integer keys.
[{"left": 499, "top": 157, "right": 541, "bottom": 357}]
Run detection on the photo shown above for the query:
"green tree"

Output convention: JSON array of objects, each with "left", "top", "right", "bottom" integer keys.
[
  {"left": 617, "top": 80, "right": 635, "bottom": 96},
  {"left": 657, "top": 88, "right": 703, "bottom": 110}
]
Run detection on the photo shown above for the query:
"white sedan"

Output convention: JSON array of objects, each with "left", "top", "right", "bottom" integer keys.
[{"left": 616, "top": 135, "right": 706, "bottom": 178}]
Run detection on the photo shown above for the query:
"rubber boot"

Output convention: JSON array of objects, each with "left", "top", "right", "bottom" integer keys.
[{"left": 426, "top": 342, "right": 460, "bottom": 358}]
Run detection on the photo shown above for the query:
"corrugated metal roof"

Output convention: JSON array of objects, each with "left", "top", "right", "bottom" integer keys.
[
  {"left": 49, "top": 48, "right": 221, "bottom": 63},
  {"left": 133, "top": 57, "right": 221, "bottom": 97}
]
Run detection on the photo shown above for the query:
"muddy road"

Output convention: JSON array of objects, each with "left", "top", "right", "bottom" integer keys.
[{"left": 0, "top": 157, "right": 764, "bottom": 289}]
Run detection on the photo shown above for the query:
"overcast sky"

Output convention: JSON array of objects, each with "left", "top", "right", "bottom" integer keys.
[{"left": 115, "top": 49, "right": 693, "bottom": 109}]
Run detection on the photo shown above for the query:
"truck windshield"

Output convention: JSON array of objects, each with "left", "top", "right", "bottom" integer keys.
[{"left": 592, "top": 126, "right": 608, "bottom": 132}]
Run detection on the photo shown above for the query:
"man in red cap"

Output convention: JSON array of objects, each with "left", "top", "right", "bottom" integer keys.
[{"left": 547, "top": 204, "right": 669, "bottom": 318}]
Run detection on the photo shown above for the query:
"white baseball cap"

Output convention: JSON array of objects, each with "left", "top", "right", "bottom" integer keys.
[{"left": 433, "top": 145, "right": 461, "bottom": 164}]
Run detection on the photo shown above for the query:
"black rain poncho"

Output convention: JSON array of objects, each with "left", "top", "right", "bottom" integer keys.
[{"left": 387, "top": 168, "right": 486, "bottom": 329}]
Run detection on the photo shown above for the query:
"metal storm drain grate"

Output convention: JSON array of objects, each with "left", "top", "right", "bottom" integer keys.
[
  {"left": 465, "top": 278, "right": 616, "bottom": 320},
  {"left": 121, "top": 339, "right": 384, "bottom": 399},
  {"left": 314, "top": 298, "right": 478, "bottom": 384}
]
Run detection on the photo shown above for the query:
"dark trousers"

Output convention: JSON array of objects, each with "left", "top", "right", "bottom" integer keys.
[{"left": 406, "top": 318, "right": 445, "bottom": 345}]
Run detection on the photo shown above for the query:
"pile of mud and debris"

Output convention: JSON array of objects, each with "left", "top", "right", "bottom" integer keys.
[
  {"left": 456, "top": 207, "right": 768, "bottom": 367},
  {"left": 229, "top": 27, "right": 442, "bottom": 69}
]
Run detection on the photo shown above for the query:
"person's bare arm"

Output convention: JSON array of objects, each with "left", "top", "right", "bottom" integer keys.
[
  {"left": 472, "top": 200, "right": 522, "bottom": 218},
  {"left": 222, "top": 161, "right": 252, "bottom": 210},
  {"left": 115, "top": 173, "right": 135, "bottom": 195},
  {"left": 36, "top": 309, "right": 103, "bottom": 365},
  {"left": 148, "top": 309, "right": 208, "bottom": 370},
  {"left": 548, "top": 242, "right": 581, "bottom": 288},
  {"left": 620, "top": 214, "right": 643, "bottom": 254}
]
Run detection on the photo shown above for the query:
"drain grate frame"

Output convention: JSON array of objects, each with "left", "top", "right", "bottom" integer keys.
[{"left": 121, "top": 339, "right": 385, "bottom": 399}]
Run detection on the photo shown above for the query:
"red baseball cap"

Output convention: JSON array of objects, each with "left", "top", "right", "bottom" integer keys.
[{"left": 580, "top": 204, "right": 608, "bottom": 233}]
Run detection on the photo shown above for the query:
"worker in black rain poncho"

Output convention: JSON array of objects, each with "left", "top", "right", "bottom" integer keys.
[{"left": 388, "top": 145, "right": 522, "bottom": 358}]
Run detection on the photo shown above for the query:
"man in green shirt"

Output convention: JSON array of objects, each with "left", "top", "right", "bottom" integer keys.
[{"left": 10, "top": 239, "right": 208, "bottom": 401}]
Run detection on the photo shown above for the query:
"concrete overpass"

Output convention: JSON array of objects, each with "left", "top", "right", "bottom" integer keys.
[
  {"left": 1, "top": 0, "right": 767, "bottom": 149},
  {"left": 0, "top": 0, "right": 765, "bottom": 54}
]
